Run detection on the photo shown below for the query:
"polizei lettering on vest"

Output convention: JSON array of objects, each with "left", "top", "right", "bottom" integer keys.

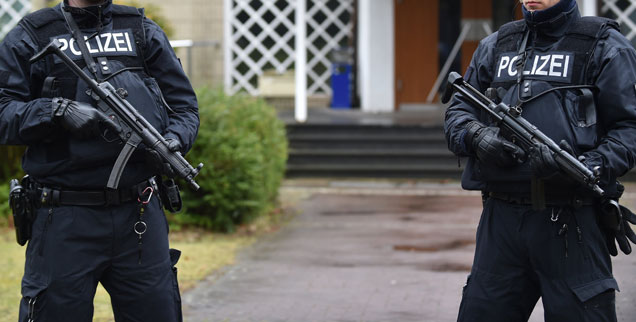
[
  {"left": 494, "top": 51, "right": 573, "bottom": 83},
  {"left": 52, "top": 29, "right": 137, "bottom": 59}
]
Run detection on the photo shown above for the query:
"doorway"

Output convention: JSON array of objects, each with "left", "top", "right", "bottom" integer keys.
[{"left": 394, "top": 0, "right": 439, "bottom": 110}]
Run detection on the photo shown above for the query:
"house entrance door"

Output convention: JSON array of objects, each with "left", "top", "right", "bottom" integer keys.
[{"left": 394, "top": 0, "right": 439, "bottom": 110}]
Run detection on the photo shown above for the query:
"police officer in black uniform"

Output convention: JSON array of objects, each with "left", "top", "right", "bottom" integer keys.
[
  {"left": 445, "top": 0, "right": 636, "bottom": 321},
  {"left": 0, "top": 0, "right": 198, "bottom": 321}
]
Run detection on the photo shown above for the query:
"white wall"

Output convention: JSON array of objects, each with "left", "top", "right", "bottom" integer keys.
[
  {"left": 358, "top": 0, "right": 394, "bottom": 112},
  {"left": 577, "top": 0, "right": 598, "bottom": 16}
]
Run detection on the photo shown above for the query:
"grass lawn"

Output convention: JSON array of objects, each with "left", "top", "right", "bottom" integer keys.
[{"left": 0, "top": 208, "right": 290, "bottom": 322}]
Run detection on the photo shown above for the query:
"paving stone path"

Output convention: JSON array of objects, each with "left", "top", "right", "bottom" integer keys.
[{"left": 183, "top": 181, "right": 636, "bottom": 322}]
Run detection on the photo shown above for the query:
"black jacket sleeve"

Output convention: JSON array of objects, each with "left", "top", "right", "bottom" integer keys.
[
  {"left": 583, "top": 29, "right": 636, "bottom": 186},
  {"left": 142, "top": 18, "right": 199, "bottom": 154},
  {"left": 0, "top": 24, "right": 56, "bottom": 145},
  {"left": 444, "top": 33, "right": 498, "bottom": 156}
]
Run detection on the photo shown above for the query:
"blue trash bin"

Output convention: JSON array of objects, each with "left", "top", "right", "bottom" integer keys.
[
  {"left": 330, "top": 47, "right": 353, "bottom": 109},
  {"left": 331, "top": 63, "right": 352, "bottom": 108}
]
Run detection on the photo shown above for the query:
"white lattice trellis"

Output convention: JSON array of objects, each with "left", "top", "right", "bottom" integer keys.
[
  {"left": 0, "top": 0, "right": 31, "bottom": 39},
  {"left": 305, "top": 0, "right": 353, "bottom": 95},
  {"left": 602, "top": 0, "right": 636, "bottom": 47},
  {"left": 226, "top": 0, "right": 353, "bottom": 96}
]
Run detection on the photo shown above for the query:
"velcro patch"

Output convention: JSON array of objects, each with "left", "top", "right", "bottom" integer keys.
[
  {"left": 494, "top": 51, "right": 574, "bottom": 83},
  {"left": 50, "top": 29, "right": 138, "bottom": 62}
]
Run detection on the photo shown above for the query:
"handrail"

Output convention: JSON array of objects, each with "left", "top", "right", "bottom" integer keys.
[
  {"left": 168, "top": 39, "right": 221, "bottom": 78},
  {"left": 426, "top": 21, "right": 492, "bottom": 103}
]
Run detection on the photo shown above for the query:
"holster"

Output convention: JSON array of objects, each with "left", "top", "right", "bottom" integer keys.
[
  {"left": 9, "top": 176, "right": 35, "bottom": 246},
  {"left": 160, "top": 178, "right": 182, "bottom": 213}
]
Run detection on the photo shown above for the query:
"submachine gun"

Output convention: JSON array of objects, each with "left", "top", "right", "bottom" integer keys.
[
  {"left": 30, "top": 39, "right": 203, "bottom": 191},
  {"left": 442, "top": 71, "right": 604, "bottom": 197}
]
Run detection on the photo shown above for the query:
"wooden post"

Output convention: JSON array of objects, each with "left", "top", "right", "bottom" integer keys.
[
  {"left": 295, "top": 0, "right": 307, "bottom": 123},
  {"left": 460, "top": 0, "right": 492, "bottom": 74}
]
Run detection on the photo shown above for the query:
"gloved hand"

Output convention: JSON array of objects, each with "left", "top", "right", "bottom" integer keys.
[
  {"left": 146, "top": 137, "right": 182, "bottom": 177},
  {"left": 528, "top": 143, "right": 560, "bottom": 178},
  {"left": 51, "top": 98, "right": 119, "bottom": 138},
  {"left": 600, "top": 182, "right": 636, "bottom": 256},
  {"left": 464, "top": 121, "right": 524, "bottom": 167},
  {"left": 166, "top": 138, "right": 182, "bottom": 154},
  {"left": 579, "top": 151, "right": 603, "bottom": 185},
  {"left": 601, "top": 200, "right": 636, "bottom": 256}
]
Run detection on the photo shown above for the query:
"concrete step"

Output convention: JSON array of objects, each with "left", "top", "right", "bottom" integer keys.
[
  {"left": 285, "top": 163, "right": 463, "bottom": 178},
  {"left": 285, "top": 123, "right": 457, "bottom": 178},
  {"left": 286, "top": 124, "right": 444, "bottom": 136},
  {"left": 288, "top": 149, "right": 458, "bottom": 166}
]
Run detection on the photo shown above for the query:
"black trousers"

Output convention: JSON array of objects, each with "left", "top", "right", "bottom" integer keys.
[
  {"left": 457, "top": 198, "right": 617, "bottom": 322},
  {"left": 18, "top": 196, "right": 182, "bottom": 322}
]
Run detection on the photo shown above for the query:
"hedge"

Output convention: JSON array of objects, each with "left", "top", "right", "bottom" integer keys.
[
  {"left": 175, "top": 88, "right": 288, "bottom": 232},
  {"left": 0, "top": 146, "right": 24, "bottom": 227},
  {"left": 0, "top": 182, "right": 9, "bottom": 227}
]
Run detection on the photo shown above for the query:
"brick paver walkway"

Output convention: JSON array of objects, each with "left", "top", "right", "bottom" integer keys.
[{"left": 183, "top": 180, "right": 636, "bottom": 322}]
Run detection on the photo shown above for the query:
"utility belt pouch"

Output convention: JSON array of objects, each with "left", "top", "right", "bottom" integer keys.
[
  {"left": 40, "top": 76, "right": 59, "bottom": 98},
  {"left": 600, "top": 181, "right": 626, "bottom": 231},
  {"left": 9, "top": 176, "right": 34, "bottom": 246},
  {"left": 601, "top": 199, "right": 622, "bottom": 231},
  {"left": 160, "top": 178, "right": 182, "bottom": 213}
]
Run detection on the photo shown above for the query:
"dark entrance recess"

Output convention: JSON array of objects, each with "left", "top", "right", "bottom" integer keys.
[
  {"left": 493, "top": 0, "right": 524, "bottom": 29},
  {"left": 394, "top": 0, "right": 439, "bottom": 110},
  {"left": 438, "top": 0, "right": 461, "bottom": 95}
]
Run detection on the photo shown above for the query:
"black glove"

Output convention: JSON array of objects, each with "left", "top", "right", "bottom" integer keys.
[
  {"left": 601, "top": 199, "right": 636, "bottom": 256},
  {"left": 166, "top": 138, "right": 183, "bottom": 154},
  {"left": 464, "top": 121, "right": 524, "bottom": 167},
  {"left": 579, "top": 151, "right": 603, "bottom": 185},
  {"left": 146, "top": 137, "right": 182, "bottom": 177},
  {"left": 51, "top": 98, "right": 119, "bottom": 138},
  {"left": 528, "top": 143, "right": 560, "bottom": 178}
]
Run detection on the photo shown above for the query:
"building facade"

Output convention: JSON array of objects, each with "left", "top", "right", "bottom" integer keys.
[{"left": 7, "top": 0, "right": 634, "bottom": 114}]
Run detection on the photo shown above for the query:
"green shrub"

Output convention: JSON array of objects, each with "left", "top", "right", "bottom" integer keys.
[
  {"left": 177, "top": 88, "right": 288, "bottom": 232},
  {"left": 0, "top": 182, "right": 10, "bottom": 227},
  {"left": 0, "top": 146, "right": 24, "bottom": 182},
  {"left": 0, "top": 146, "right": 24, "bottom": 226}
]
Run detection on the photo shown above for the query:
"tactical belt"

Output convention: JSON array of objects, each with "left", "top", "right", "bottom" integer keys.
[
  {"left": 487, "top": 191, "right": 596, "bottom": 208},
  {"left": 33, "top": 177, "right": 157, "bottom": 207}
]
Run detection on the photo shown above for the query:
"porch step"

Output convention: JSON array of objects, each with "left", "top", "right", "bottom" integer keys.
[
  {"left": 284, "top": 122, "right": 636, "bottom": 182},
  {"left": 288, "top": 149, "right": 457, "bottom": 165},
  {"left": 285, "top": 123, "right": 463, "bottom": 179},
  {"left": 289, "top": 135, "right": 449, "bottom": 150},
  {"left": 285, "top": 164, "right": 462, "bottom": 178}
]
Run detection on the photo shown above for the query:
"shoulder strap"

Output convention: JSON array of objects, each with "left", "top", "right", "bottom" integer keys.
[
  {"left": 18, "top": 7, "right": 65, "bottom": 48},
  {"left": 111, "top": 5, "right": 148, "bottom": 73},
  {"left": 111, "top": 4, "right": 143, "bottom": 16},
  {"left": 497, "top": 20, "right": 526, "bottom": 44},
  {"left": 491, "top": 20, "right": 526, "bottom": 89},
  {"left": 566, "top": 16, "right": 619, "bottom": 39},
  {"left": 20, "top": 7, "right": 64, "bottom": 29},
  {"left": 61, "top": 1, "right": 99, "bottom": 78},
  {"left": 562, "top": 16, "right": 619, "bottom": 84}
]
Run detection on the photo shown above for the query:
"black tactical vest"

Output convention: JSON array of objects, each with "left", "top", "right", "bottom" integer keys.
[
  {"left": 490, "top": 16, "right": 619, "bottom": 91},
  {"left": 19, "top": 4, "right": 147, "bottom": 100},
  {"left": 465, "top": 16, "right": 620, "bottom": 193},
  {"left": 16, "top": 4, "right": 171, "bottom": 186}
]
